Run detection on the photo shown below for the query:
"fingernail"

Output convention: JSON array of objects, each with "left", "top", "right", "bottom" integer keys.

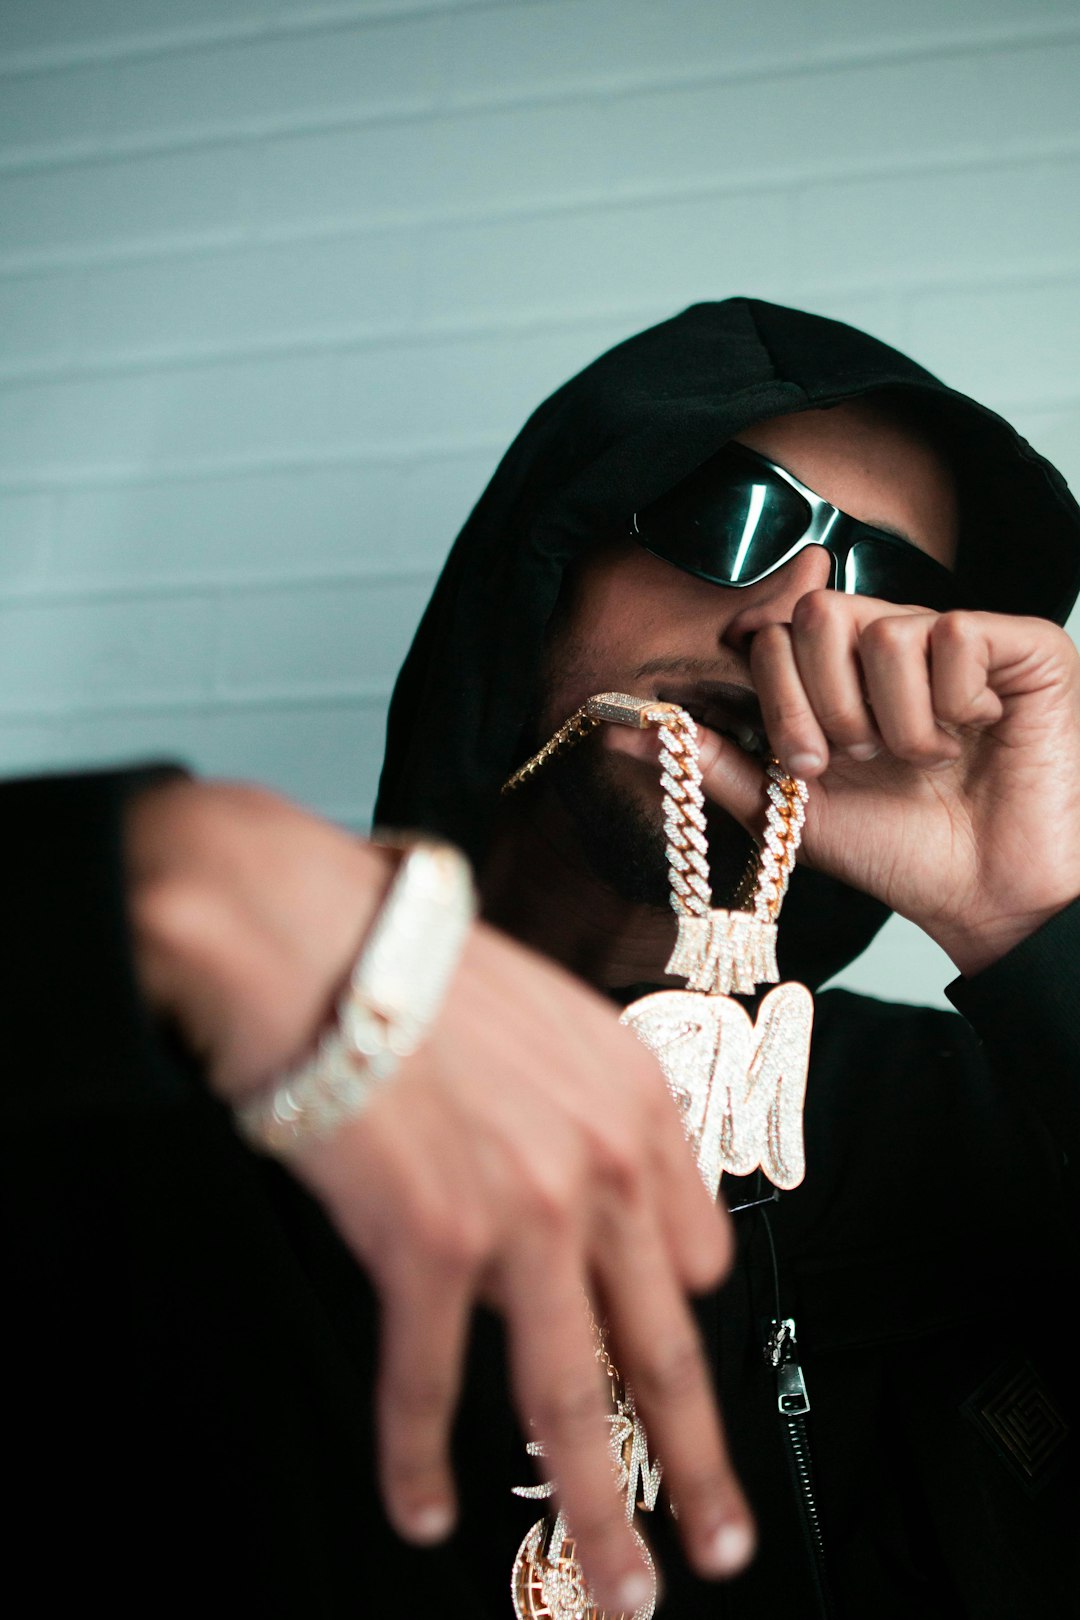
[
  {"left": 846, "top": 742, "right": 880, "bottom": 762},
  {"left": 699, "top": 1521, "right": 755, "bottom": 1577},
  {"left": 786, "top": 751, "right": 824, "bottom": 775},
  {"left": 614, "top": 1568, "right": 654, "bottom": 1612},
  {"left": 406, "top": 1502, "right": 455, "bottom": 1544}
]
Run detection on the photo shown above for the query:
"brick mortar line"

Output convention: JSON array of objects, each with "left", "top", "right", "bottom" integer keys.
[
  {"left": 2, "top": 22, "right": 1079, "bottom": 179},
  {"left": 4, "top": 389, "right": 1079, "bottom": 498},
  {"left": 3, "top": 10, "right": 1077, "bottom": 89},
  {"left": 3, "top": 134, "right": 1080, "bottom": 281},
  {"left": 0, "top": 568, "right": 439, "bottom": 608},
  {"left": 0, "top": 688, "right": 393, "bottom": 722},
  {"left": 0, "top": 435, "right": 506, "bottom": 494},
  {"left": 3, "top": 260, "right": 1080, "bottom": 390},
  {"left": 0, "top": 305, "right": 656, "bottom": 387},
  {"left": 0, "top": 0, "right": 496, "bottom": 78}
]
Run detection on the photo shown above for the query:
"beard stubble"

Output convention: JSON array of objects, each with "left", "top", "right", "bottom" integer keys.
[{"left": 551, "top": 740, "right": 757, "bottom": 910}]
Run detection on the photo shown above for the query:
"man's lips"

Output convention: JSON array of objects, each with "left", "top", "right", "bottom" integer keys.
[{"left": 652, "top": 680, "right": 769, "bottom": 758}]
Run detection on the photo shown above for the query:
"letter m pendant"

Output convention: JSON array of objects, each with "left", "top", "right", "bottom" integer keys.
[{"left": 621, "top": 982, "right": 814, "bottom": 1195}]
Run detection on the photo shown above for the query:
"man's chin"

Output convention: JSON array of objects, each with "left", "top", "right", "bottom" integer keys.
[{"left": 553, "top": 747, "right": 755, "bottom": 909}]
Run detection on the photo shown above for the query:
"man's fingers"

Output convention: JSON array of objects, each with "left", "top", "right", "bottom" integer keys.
[
  {"left": 682, "top": 724, "right": 769, "bottom": 836},
  {"left": 859, "top": 614, "right": 961, "bottom": 767},
  {"left": 789, "top": 590, "right": 882, "bottom": 759},
  {"left": 594, "top": 1209, "right": 755, "bottom": 1580},
  {"left": 750, "top": 623, "right": 831, "bottom": 777},
  {"left": 755, "top": 597, "right": 995, "bottom": 773},
  {"left": 929, "top": 612, "right": 1005, "bottom": 729},
  {"left": 640, "top": 1092, "right": 734, "bottom": 1293},
  {"left": 502, "top": 1241, "right": 654, "bottom": 1615},
  {"left": 376, "top": 1268, "right": 474, "bottom": 1544}
]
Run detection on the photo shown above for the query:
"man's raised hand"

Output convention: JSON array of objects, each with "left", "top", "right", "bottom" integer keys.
[{"left": 697, "top": 596, "right": 1080, "bottom": 974}]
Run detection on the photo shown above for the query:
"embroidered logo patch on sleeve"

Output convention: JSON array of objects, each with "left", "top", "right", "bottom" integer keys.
[{"left": 962, "top": 1359, "right": 1071, "bottom": 1496}]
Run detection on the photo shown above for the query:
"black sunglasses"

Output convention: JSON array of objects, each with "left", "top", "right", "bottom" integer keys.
[{"left": 632, "top": 442, "right": 962, "bottom": 612}]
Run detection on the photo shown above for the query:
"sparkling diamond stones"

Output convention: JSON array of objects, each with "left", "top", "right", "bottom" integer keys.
[
  {"left": 665, "top": 909, "right": 779, "bottom": 995},
  {"left": 621, "top": 982, "right": 813, "bottom": 1197}
]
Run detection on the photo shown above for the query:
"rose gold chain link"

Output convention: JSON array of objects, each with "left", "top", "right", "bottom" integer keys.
[
  {"left": 652, "top": 708, "right": 713, "bottom": 919},
  {"left": 752, "top": 764, "right": 808, "bottom": 922},
  {"left": 583, "top": 1296, "right": 622, "bottom": 1393}
]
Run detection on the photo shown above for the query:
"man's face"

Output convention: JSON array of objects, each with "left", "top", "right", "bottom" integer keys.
[{"left": 537, "top": 400, "right": 959, "bottom": 906}]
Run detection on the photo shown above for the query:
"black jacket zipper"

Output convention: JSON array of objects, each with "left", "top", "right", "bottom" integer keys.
[{"left": 764, "top": 1316, "right": 836, "bottom": 1619}]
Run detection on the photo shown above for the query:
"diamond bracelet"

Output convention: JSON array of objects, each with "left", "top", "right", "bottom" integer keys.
[{"left": 234, "top": 838, "right": 476, "bottom": 1158}]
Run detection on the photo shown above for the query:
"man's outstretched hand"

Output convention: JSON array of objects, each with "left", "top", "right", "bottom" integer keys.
[{"left": 126, "top": 777, "right": 754, "bottom": 1611}]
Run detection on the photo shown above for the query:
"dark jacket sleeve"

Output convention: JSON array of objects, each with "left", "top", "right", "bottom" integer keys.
[
  {"left": 946, "top": 894, "right": 1080, "bottom": 1163},
  {"left": 2, "top": 765, "right": 193, "bottom": 1124}
]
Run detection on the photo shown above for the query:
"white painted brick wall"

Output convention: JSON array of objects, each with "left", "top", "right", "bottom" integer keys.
[{"left": 2, "top": 0, "right": 1079, "bottom": 1006}]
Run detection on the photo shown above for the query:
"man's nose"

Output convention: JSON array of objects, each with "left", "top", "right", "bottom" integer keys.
[{"left": 720, "top": 545, "right": 833, "bottom": 656}]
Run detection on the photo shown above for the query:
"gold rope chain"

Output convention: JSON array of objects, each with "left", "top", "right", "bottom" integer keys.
[{"left": 502, "top": 705, "right": 601, "bottom": 793}]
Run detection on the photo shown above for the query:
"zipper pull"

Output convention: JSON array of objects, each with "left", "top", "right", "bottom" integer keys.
[{"left": 764, "top": 1317, "right": 811, "bottom": 1417}]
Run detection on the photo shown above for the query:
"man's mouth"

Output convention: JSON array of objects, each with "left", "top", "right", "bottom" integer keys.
[{"left": 654, "top": 681, "right": 770, "bottom": 759}]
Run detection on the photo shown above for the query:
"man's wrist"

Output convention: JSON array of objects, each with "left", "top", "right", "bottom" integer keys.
[
  {"left": 125, "top": 778, "right": 402, "bottom": 1101},
  {"left": 935, "top": 892, "right": 1080, "bottom": 980}
]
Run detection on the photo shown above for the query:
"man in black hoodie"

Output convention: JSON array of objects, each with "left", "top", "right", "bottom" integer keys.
[{"left": 374, "top": 300, "right": 1080, "bottom": 1615}]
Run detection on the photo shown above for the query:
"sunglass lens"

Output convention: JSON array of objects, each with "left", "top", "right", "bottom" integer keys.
[
  {"left": 636, "top": 463, "right": 811, "bottom": 586},
  {"left": 845, "top": 539, "right": 961, "bottom": 611}
]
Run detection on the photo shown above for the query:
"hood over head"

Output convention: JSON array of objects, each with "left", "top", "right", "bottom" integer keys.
[{"left": 375, "top": 298, "right": 1080, "bottom": 989}]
